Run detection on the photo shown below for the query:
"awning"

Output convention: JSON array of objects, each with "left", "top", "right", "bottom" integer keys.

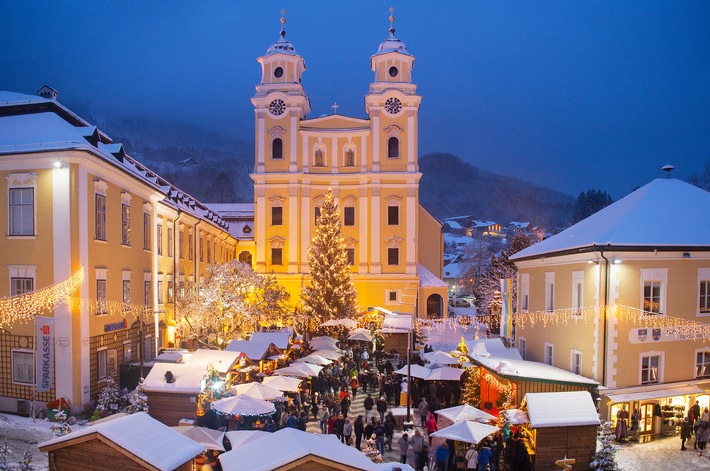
[{"left": 606, "top": 385, "right": 704, "bottom": 403}]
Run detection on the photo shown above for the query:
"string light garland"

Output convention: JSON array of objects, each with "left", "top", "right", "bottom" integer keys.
[{"left": 0, "top": 267, "right": 85, "bottom": 326}]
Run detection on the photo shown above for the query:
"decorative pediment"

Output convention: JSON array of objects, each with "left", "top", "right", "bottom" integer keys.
[
  {"left": 94, "top": 180, "right": 108, "bottom": 195},
  {"left": 385, "top": 236, "right": 403, "bottom": 248},
  {"left": 269, "top": 126, "right": 286, "bottom": 139},
  {"left": 5, "top": 172, "right": 37, "bottom": 187},
  {"left": 269, "top": 236, "right": 286, "bottom": 248}
]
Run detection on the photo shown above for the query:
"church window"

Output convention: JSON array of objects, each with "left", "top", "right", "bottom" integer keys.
[
  {"left": 387, "top": 206, "right": 399, "bottom": 225},
  {"left": 387, "top": 248, "right": 399, "bottom": 266},
  {"left": 388, "top": 66, "right": 399, "bottom": 78},
  {"left": 344, "top": 207, "right": 355, "bottom": 226},
  {"left": 271, "top": 248, "right": 283, "bottom": 265},
  {"left": 271, "top": 206, "right": 283, "bottom": 226},
  {"left": 387, "top": 137, "right": 399, "bottom": 159},
  {"left": 272, "top": 138, "right": 283, "bottom": 159}
]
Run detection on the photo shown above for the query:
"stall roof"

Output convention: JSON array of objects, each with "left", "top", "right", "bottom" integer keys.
[
  {"left": 250, "top": 331, "right": 291, "bottom": 350},
  {"left": 473, "top": 355, "right": 598, "bottom": 387},
  {"left": 225, "top": 340, "right": 281, "bottom": 361},
  {"left": 185, "top": 349, "right": 242, "bottom": 374},
  {"left": 466, "top": 338, "right": 523, "bottom": 360},
  {"left": 524, "top": 391, "right": 600, "bottom": 428},
  {"left": 606, "top": 385, "right": 704, "bottom": 403},
  {"left": 142, "top": 362, "right": 207, "bottom": 394},
  {"left": 39, "top": 413, "right": 204, "bottom": 471}
]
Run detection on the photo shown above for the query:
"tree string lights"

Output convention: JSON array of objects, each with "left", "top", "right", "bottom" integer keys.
[{"left": 0, "top": 267, "right": 85, "bottom": 326}]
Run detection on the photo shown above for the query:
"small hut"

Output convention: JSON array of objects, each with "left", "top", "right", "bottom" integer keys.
[
  {"left": 38, "top": 413, "right": 204, "bottom": 471},
  {"left": 522, "top": 391, "right": 600, "bottom": 471}
]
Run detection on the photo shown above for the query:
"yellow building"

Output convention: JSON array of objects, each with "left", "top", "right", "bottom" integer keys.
[
  {"left": 250, "top": 16, "right": 448, "bottom": 319},
  {"left": 0, "top": 88, "right": 238, "bottom": 414},
  {"left": 510, "top": 177, "right": 710, "bottom": 437}
]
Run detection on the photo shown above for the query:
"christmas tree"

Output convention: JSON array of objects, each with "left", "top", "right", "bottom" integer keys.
[
  {"left": 589, "top": 421, "right": 620, "bottom": 471},
  {"left": 95, "top": 377, "right": 121, "bottom": 416},
  {"left": 460, "top": 367, "right": 480, "bottom": 408},
  {"left": 127, "top": 377, "right": 150, "bottom": 413},
  {"left": 301, "top": 189, "right": 357, "bottom": 321}
]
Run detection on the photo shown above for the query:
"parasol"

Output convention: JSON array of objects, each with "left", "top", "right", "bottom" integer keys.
[
  {"left": 430, "top": 420, "right": 499, "bottom": 444},
  {"left": 393, "top": 364, "right": 431, "bottom": 380},
  {"left": 436, "top": 404, "right": 497, "bottom": 423},
  {"left": 228, "top": 382, "right": 284, "bottom": 401},
  {"left": 262, "top": 375, "right": 303, "bottom": 392},
  {"left": 171, "top": 425, "right": 225, "bottom": 451},
  {"left": 424, "top": 366, "right": 464, "bottom": 381},
  {"left": 210, "top": 394, "right": 275, "bottom": 417}
]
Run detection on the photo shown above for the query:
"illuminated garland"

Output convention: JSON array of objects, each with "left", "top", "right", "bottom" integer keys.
[
  {"left": 0, "top": 267, "right": 85, "bottom": 326},
  {"left": 482, "top": 371, "right": 517, "bottom": 408}
]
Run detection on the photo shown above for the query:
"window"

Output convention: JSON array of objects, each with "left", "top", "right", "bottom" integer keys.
[
  {"left": 122, "top": 280, "right": 131, "bottom": 309},
  {"left": 97, "top": 349, "right": 108, "bottom": 380},
  {"left": 157, "top": 280, "right": 164, "bottom": 305},
  {"left": 144, "top": 337, "right": 153, "bottom": 361},
  {"left": 644, "top": 281, "right": 662, "bottom": 314},
  {"left": 167, "top": 281, "right": 174, "bottom": 303},
  {"left": 121, "top": 204, "right": 131, "bottom": 245},
  {"left": 179, "top": 230, "right": 184, "bottom": 259},
  {"left": 641, "top": 354, "right": 661, "bottom": 384},
  {"left": 344, "top": 207, "right": 355, "bottom": 226},
  {"left": 167, "top": 227, "right": 173, "bottom": 257},
  {"left": 346, "top": 248, "right": 355, "bottom": 266},
  {"left": 696, "top": 350, "right": 710, "bottom": 379},
  {"left": 157, "top": 224, "right": 163, "bottom": 255},
  {"left": 12, "top": 350, "right": 34, "bottom": 385},
  {"left": 239, "top": 251, "right": 253, "bottom": 267},
  {"left": 389, "top": 291, "right": 398, "bottom": 302},
  {"left": 207, "top": 239, "right": 212, "bottom": 262},
  {"left": 387, "top": 206, "right": 399, "bottom": 225},
  {"left": 570, "top": 349, "right": 582, "bottom": 375},
  {"left": 179, "top": 281, "right": 185, "bottom": 299},
  {"left": 518, "top": 337, "right": 526, "bottom": 360},
  {"left": 97, "top": 279, "right": 107, "bottom": 315},
  {"left": 314, "top": 206, "right": 321, "bottom": 223},
  {"left": 107, "top": 349, "right": 117, "bottom": 376},
  {"left": 387, "top": 247, "right": 399, "bottom": 266},
  {"left": 387, "top": 137, "right": 399, "bottom": 158},
  {"left": 699, "top": 269, "right": 710, "bottom": 315},
  {"left": 200, "top": 236, "right": 204, "bottom": 262},
  {"left": 272, "top": 248, "right": 283, "bottom": 265},
  {"left": 124, "top": 342, "right": 132, "bottom": 364},
  {"left": 95, "top": 194, "right": 107, "bottom": 240},
  {"left": 545, "top": 272, "right": 555, "bottom": 312},
  {"left": 272, "top": 138, "right": 283, "bottom": 159},
  {"left": 11, "top": 277, "right": 33, "bottom": 295},
  {"left": 188, "top": 231, "right": 193, "bottom": 261},
  {"left": 314, "top": 149, "right": 324, "bottom": 167},
  {"left": 9, "top": 188, "right": 34, "bottom": 235},
  {"left": 345, "top": 149, "right": 355, "bottom": 167},
  {"left": 520, "top": 273, "right": 529, "bottom": 312},
  {"left": 544, "top": 342, "right": 554, "bottom": 365},
  {"left": 572, "top": 271, "right": 583, "bottom": 318},
  {"left": 271, "top": 206, "right": 283, "bottom": 226},
  {"left": 144, "top": 280, "right": 151, "bottom": 306},
  {"left": 143, "top": 213, "right": 150, "bottom": 249}
]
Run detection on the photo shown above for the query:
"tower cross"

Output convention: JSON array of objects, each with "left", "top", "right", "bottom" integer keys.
[{"left": 331, "top": 102, "right": 340, "bottom": 114}]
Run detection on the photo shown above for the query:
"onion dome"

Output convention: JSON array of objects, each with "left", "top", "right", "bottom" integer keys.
[{"left": 265, "top": 9, "right": 298, "bottom": 56}]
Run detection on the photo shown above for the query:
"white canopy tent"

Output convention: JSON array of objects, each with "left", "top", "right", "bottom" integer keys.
[
  {"left": 313, "top": 350, "right": 344, "bottom": 361},
  {"left": 430, "top": 420, "right": 499, "bottom": 444},
  {"left": 228, "top": 382, "right": 284, "bottom": 401},
  {"left": 437, "top": 404, "right": 497, "bottom": 423},
  {"left": 171, "top": 425, "right": 225, "bottom": 451},
  {"left": 425, "top": 366, "right": 464, "bottom": 381},
  {"left": 211, "top": 394, "right": 276, "bottom": 417},
  {"left": 393, "top": 364, "right": 431, "bottom": 380},
  {"left": 423, "top": 350, "right": 460, "bottom": 365},
  {"left": 273, "top": 362, "right": 323, "bottom": 377},
  {"left": 262, "top": 375, "right": 303, "bottom": 393},
  {"left": 297, "top": 353, "right": 333, "bottom": 365}
]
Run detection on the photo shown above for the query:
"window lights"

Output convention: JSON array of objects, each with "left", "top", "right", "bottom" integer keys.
[
  {"left": 696, "top": 350, "right": 710, "bottom": 379},
  {"left": 167, "top": 227, "right": 173, "bottom": 258},
  {"left": 121, "top": 203, "right": 131, "bottom": 246}
]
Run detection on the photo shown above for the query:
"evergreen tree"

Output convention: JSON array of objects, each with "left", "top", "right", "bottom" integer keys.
[
  {"left": 589, "top": 421, "right": 620, "bottom": 471},
  {"left": 573, "top": 189, "right": 613, "bottom": 223},
  {"left": 95, "top": 377, "right": 121, "bottom": 416},
  {"left": 301, "top": 189, "right": 358, "bottom": 321},
  {"left": 473, "top": 234, "right": 532, "bottom": 316},
  {"left": 127, "top": 377, "right": 150, "bottom": 413},
  {"left": 461, "top": 368, "right": 480, "bottom": 408}
]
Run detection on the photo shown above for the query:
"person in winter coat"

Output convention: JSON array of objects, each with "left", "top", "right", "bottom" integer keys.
[
  {"left": 327, "top": 414, "right": 336, "bottom": 434},
  {"left": 286, "top": 411, "right": 298, "bottom": 429},
  {"left": 465, "top": 446, "right": 478, "bottom": 470},
  {"left": 681, "top": 416, "right": 692, "bottom": 450},
  {"left": 298, "top": 411, "right": 307, "bottom": 431},
  {"left": 343, "top": 419, "right": 353, "bottom": 445},
  {"left": 319, "top": 407, "right": 330, "bottom": 434},
  {"left": 698, "top": 421, "right": 710, "bottom": 456},
  {"left": 398, "top": 433, "right": 410, "bottom": 464},
  {"left": 435, "top": 442, "right": 450, "bottom": 471},
  {"left": 334, "top": 414, "right": 346, "bottom": 440},
  {"left": 263, "top": 418, "right": 277, "bottom": 433},
  {"left": 477, "top": 440, "right": 492, "bottom": 471},
  {"left": 364, "top": 418, "right": 376, "bottom": 442},
  {"left": 341, "top": 394, "right": 351, "bottom": 419},
  {"left": 376, "top": 396, "right": 388, "bottom": 423},
  {"left": 364, "top": 394, "right": 375, "bottom": 423},
  {"left": 351, "top": 377, "right": 359, "bottom": 398},
  {"left": 374, "top": 421, "right": 386, "bottom": 456},
  {"left": 354, "top": 415, "right": 365, "bottom": 450},
  {"left": 418, "top": 397, "right": 429, "bottom": 426},
  {"left": 384, "top": 412, "right": 396, "bottom": 450},
  {"left": 425, "top": 413, "right": 438, "bottom": 445},
  {"left": 410, "top": 429, "right": 427, "bottom": 471}
]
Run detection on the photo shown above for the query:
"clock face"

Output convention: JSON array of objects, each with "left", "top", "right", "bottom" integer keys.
[
  {"left": 384, "top": 97, "right": 402, "bottom": 115},
  {"left": 269, "top": 99, "right": 286, "bottom": 116}
]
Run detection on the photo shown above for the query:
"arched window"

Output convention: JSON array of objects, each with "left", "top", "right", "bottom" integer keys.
[
  {"left": 272, "top": 138, "right": 283, "bottom": 159},
  {"left": 238, "top": 251, "right": 253, "bottom": 267},
  {"left": 345, "top": 149, "right": 355, "bottom": 167},
  {"left": 387, "top": 137, "right": 399, "bottom": 159},
  {"left": 315, "top": 149, "right": 324, "bottom": 167}
]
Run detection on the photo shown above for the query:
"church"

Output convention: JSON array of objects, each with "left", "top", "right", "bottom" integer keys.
[{"left": 246, "top": 13, "right": 448, "bottom": 318}]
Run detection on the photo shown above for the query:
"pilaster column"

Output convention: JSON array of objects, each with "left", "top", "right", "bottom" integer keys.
[
  {"left": 289, "top": 110, "right": 298, "bottom": 172},
  {"left": 255, "top": 186, "right": 267, "bottom": 272},
  {"left": 288, "top": 183, "right": 299, "bottom": 271},
  {"left": 406, "top": 186, "right": 417, "bottom": 274},
  {"left": 372, "top": 110, "right": 380, "bottom": 172},
  {"left": 407, "top": 110, "right": 416, "bottom": 172},
  {"left": 358, "top": 186, "right": 369, "bottom": 273},
  {"left": 256, "top": 110, "right": 266, "bottom": 173},
  {"left": 300, "top": 185, "right": 311, "bottom": 272},
  {"left": 370, "top": 185, "right": 381, "bottom": 273}
]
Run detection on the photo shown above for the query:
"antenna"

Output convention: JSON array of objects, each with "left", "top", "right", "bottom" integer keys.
[{"left": 661, "top": 164, "right": 675, "bottom": 178}]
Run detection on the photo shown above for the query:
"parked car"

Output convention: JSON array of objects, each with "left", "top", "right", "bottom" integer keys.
[{"left": 449, "top": 298, "right": 471, "bottom": 307}]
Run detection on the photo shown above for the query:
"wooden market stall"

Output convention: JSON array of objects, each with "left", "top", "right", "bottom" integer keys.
[
  {"left": 521, "top": 391, "right": 600, "bottom": 471},
  {"left": 225, "top": 339, "right": 283, "bottom": 373},
  {"left": 38, "top": 413, "right": 204, "bottom": 471}
]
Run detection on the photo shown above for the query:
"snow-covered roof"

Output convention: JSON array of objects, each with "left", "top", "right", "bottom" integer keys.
[
  {"left": 38, "top": 413, "right": 204, "bottom": 471},
  {"left": 508, "top": 221, "right": 530, "bottom": 229},
  {"left": 524, "top": 391, "right": 600, "bottom": 428},
  {"left": 219, "top": 427, "right": 387, "bottom": 471},
  {"left": 225, "top": 340, "right": 280, "bottom": 361},
  {"left": 374, "top": 32, "right": 412, "bottom": 57},
  {"left": 444, "top": 219, "right": 463, "bottom": 229},
  {"left": 142, "top": 362, "right": 208, "bottom": 394},
  {"left": 512, "top": 178, "right": 710, "bottom": 261},
  {"left": 250, "top": 331, "right": 291, "bottom": 350},
  {"left": 443, "top": 262, "right": 467, "bottom": 279},
  {"left": 472, "top": 355, "right": 598, "bottom": 387},
  {"left": 419, "top": 263, "right": 448, "bottom": 287},
  {"left": 466, "top": 338, "right": 522, "bottom": 360},
  {"left": 0, "top": 90, "right": 50, "bottom": 105},
  {"left": 205, "top": 203, "right": 254, "bottom": 217},
  {"left": 185, "top": 349, "right": 242, "bottom": 374}
]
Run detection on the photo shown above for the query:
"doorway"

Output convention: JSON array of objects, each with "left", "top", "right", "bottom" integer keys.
[{"left": 639, "top": 402, "right": 656, "bottom": 435}]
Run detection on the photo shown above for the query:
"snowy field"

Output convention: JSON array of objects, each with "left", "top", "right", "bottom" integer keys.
[{"left": 2, "top": 410, "right": 710, "bottom": 470}]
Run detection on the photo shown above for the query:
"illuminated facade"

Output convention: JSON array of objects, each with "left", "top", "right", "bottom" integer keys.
[
  {"left": 511, "top": 178, "right": 710, "bottom": 434},
  {"left": 0, "top": 89, "right": 238, "bottom": 413},
  {"left": 250, "top": 15, "right": 448, "bottom": 318}
]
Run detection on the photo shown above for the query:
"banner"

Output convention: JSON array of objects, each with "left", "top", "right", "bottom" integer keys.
[
  {"left": 500, "top": 278, "right": 513, "bottom": 340},
  {"left": 36, "top": 317, "right": 54, "bottom": 393}
]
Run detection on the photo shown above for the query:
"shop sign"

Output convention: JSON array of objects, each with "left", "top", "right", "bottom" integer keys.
[
  {"left": 36, "top": 317, "right": 54, "bottom": 393},
  {"left": 104, "top": 319, "right": 127, "bottom": 333}
]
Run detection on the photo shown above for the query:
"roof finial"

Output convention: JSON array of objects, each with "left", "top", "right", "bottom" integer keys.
[
  {"left": 389, "top": 6, "right": 395, "bottom": 36},
  {"left": 280, "top": 8, "right": 287, "bottom": 38},
  {"left": 331, "top": 102, "right": 340, "bottom": 114},
  {"left": 662, "top": 164, "right": 675, "bottom": 178}
]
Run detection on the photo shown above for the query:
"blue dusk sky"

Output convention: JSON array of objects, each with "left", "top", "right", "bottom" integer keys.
[{"left": 2, "top": 1, "right": 709, "bottom": 198}]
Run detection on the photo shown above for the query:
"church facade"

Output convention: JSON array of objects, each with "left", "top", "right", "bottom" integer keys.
[{"left": 249, "top": 16, "right": 448, "bottom": 318}]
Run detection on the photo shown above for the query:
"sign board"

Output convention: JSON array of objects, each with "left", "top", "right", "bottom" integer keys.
[{"left": 36, "top": 317, "right": 54, "bottom": 393}]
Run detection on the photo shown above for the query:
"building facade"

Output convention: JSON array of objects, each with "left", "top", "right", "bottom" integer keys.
[
  {"left": 250, "top": 17, "right": 448, "bottom": 318},
  {"left": 510, "top": 178, "right": 710, "bottom": 436},
  {"left": 0, "top": 90, "right": 238, "bottom": 414}
]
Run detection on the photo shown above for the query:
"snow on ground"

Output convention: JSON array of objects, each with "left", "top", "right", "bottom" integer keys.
[{"left": 615, "top": 435, "right": 710, "bottom": 471}]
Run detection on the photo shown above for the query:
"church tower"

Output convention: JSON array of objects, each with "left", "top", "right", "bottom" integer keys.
[{"left": 250, "top": 11, "right": 446, "bottom": 319}]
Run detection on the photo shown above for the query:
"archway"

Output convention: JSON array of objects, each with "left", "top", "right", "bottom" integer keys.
[{"left": 426, "top": 293, "right": 444, "bottom": 317}]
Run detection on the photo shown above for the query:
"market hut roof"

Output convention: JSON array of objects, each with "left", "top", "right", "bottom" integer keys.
[{"left": 524, "top": 391, "right": 600, "bottom": 428}]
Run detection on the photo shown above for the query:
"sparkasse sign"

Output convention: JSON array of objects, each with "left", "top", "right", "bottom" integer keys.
[{"left": 36, "top": 317, "right": 54, "bottom": 393}]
